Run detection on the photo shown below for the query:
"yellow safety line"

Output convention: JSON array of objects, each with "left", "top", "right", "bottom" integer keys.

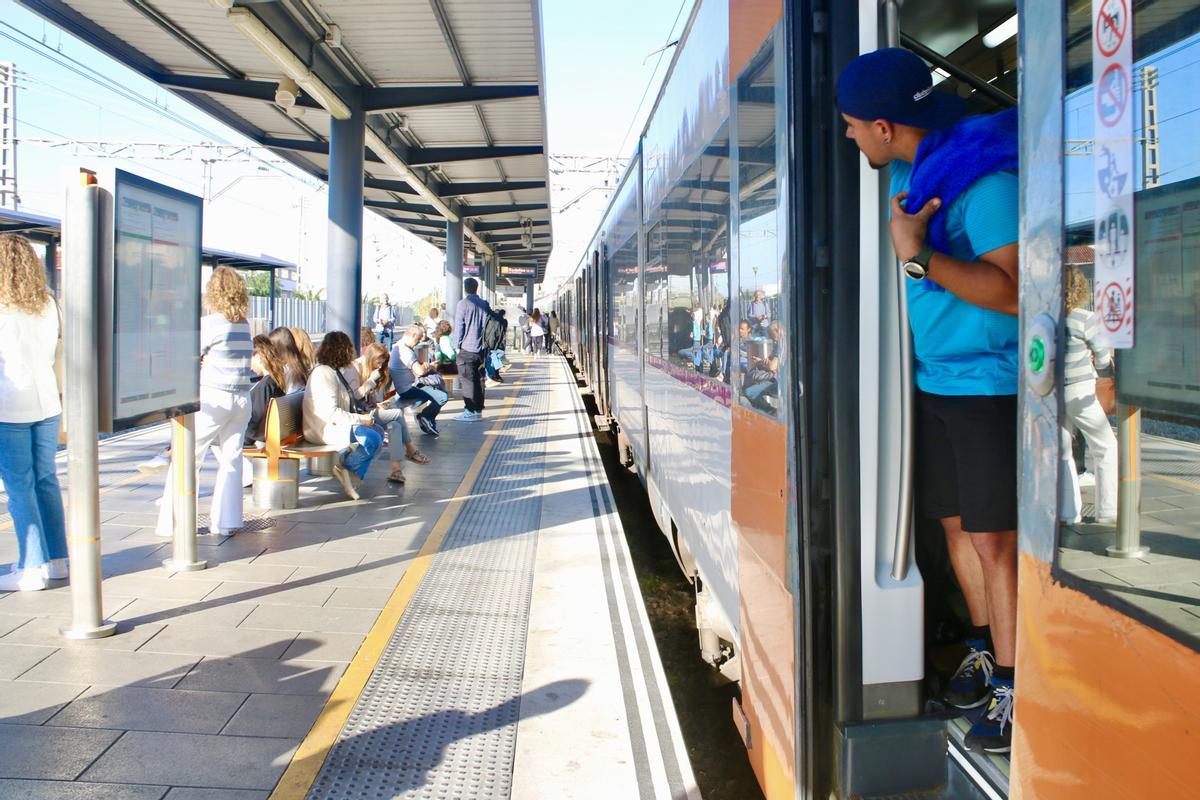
[{"left": 269, "top": 365, "right": 527, "bottom": 800}]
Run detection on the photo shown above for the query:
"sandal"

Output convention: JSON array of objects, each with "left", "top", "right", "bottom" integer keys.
[
  {"left": 387, "top": 471, "right": 406, "bottom": 484},
  {"left": 406, "top": 451, "right": 432, "bottom": 464}
]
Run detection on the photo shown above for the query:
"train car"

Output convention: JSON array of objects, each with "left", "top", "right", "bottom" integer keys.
[{"left": 546, "top": 1, "right": 1200, "bottom": 798}]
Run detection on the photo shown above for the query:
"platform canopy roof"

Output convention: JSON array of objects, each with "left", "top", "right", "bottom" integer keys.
[{"left": 17, "top": 0, "right": 554, "bottom": 283}]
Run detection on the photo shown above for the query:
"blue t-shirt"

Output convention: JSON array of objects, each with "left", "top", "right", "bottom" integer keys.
[{"left": 890, "top": 161, "right": 1019, "bottom": 396}]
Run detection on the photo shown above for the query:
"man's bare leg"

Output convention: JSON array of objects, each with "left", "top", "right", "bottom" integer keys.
[
  {"left": 942, "top": 515, "right": 991, "bottom": 627},
  {"left": 968, "top": 530, "right": 1019, "bottom": 667}
]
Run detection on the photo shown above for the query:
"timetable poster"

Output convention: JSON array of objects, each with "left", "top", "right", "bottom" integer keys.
[
  {"left": 112, "top": 170, "right": 202, "bottom": 429},
  {"left": 1117, "top": 176, "right": 1200, "bottom": 417}
]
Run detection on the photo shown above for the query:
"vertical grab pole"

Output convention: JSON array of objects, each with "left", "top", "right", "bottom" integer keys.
[
  {"left": 1107, "top": 403, "right": 1147, "bottom": 558},
  {"left": 883, "top": 0, "right": 916, "bottom": 581},
  {"left": 163, "top": 413, "right": 206, "bottom": 571},
  {"left": 60, "top": 176, "right": 116, "bottom": 640}
]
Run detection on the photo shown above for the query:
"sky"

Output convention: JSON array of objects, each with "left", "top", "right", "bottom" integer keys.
[{"left": 0, "top": 0, "right": 693, "bottom": 300}]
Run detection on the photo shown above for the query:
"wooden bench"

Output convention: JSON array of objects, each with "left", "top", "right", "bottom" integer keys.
[{"left": 244, "top": 392, "right": 339, "bottom": 509}]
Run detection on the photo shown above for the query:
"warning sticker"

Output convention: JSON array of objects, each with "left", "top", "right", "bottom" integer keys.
[{"left": 1095, "top": 0, "right": 1127, "bottom": 58}]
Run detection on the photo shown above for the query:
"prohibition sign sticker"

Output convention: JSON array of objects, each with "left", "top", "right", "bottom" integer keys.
[
  {"left": 1100, "top": 282, "right": 1127, "bottom": 332},
  {"left": 1096, "top": 0, "right": 1127, "bottom": 58},
  {"left": 1097, "top": 62, "right": 1129, "bottom": 127}
]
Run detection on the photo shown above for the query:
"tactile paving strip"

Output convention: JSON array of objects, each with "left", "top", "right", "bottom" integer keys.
[{"left": 308, "top": 365, "right": 551, "bottom": 800}]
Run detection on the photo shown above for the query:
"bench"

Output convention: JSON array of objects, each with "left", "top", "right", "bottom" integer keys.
[{"left": 244, "top": 392, "right": 340, "bottom": 509}]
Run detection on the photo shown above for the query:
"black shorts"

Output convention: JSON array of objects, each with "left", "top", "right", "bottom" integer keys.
[{"left": 915, "top": 391, "right": 1018, "bottom": 532}]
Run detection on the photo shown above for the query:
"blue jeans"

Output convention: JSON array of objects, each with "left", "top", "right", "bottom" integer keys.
[
  {"left": 397, "top": 385, "right": 444, "bottom": 423},
  {"left": 486, "top": 349, "right": 505, "bottom": 379},
  {"left": 342, "top": 425, "right": 382, "bottom": 479},
  {"left": 0, "top": 415, "right": 67, "bottom": 569}
]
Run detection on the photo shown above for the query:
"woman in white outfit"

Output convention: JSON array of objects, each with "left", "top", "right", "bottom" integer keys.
[
  {"left": 1060, "top": 267, "right": 1118, "bottom": 524},
  {"left": 156, "top": 267, "right": 254, "bottom": 539}
]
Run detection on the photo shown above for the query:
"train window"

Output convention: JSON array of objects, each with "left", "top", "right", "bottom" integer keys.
[
  {"left": 1058, "top": 0, "right": 1200, "bottom": 646},
  {"left": 644, "top": 222, "right": 667, "bottom": 360},
  {"left": 734, "top": 29, "right": 787, "bottom": 416}
]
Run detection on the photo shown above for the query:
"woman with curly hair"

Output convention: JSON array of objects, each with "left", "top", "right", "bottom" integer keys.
[
  {"left": 303, "top": 330, "right": 381, "bottom": 500},
  {"left": 155, "top": 267, "right": 255, "bottom": 539},
  {"left": 0, "top": 235, "right": 67, "bottom": 591}
]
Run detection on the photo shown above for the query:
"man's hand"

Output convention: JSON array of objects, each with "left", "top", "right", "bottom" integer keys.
[{"left": 889, "top": 192, "right": 941, "bottom": 262}]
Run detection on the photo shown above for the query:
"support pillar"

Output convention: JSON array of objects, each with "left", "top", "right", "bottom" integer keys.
[
  {"left": 43, "top": 235, "right": 58, "bottom": 297},
  {"left": 326, "top": 96, "right": 364, "bottom": 336},
  {"left": 525, "top": 279, "right": 534, "bottom": 313},
  {"left": 485, "top": 253, "right": 497, "bottom": 304},
  {"left": 445, "top": 217, "right": 463, "bottom": 313}
]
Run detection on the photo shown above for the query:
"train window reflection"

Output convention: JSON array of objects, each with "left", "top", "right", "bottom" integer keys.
[
  {"left": 1059, "top": 0, "right": 1200, "bottom": 646},
  {"left": 734, "top": 35, "right": 786, "bottom": 416}
]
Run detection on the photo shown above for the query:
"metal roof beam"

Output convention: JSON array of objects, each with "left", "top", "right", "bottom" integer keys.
[
  {"left": 362, "top": 177, "right": 419, "bottom": 195},
  {"left": 462, "top": 203, "right": 548, "bottom": 217},
  {"left": 365, "top": 200, "right": 440, "bottom": 215},
  {"left": 407, "top": 145, "right": 543, "bottom": 165},
  {"left": 437, "top": 180, "right": 546, "bottom": 197},
  {"left": 382, "top": 216, "right": 448, "bottom": 229},
  {"left": 362, "top": 85, "right": 538, "bottom": 113},
  {"left": 484, "top": 232, "right": 552, "bottom": 242},
  {"left": 153, "top": 72, "right": 323, "bottom": 107},
  {"left": 472, "top": 219, "right": 551, "bottom": 233}
]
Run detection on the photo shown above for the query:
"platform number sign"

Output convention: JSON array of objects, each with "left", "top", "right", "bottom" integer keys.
[{"left": 1093, "top": 0, "right": 1135, "bottom": 347}]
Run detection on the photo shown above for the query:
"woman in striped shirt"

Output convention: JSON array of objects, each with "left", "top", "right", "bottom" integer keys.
[
  {"left": 155, "top": 267, "right": 255, "bottom": 539},
  {"left": 1060, "top": 266, "right": 1117, "bottom": 524}
]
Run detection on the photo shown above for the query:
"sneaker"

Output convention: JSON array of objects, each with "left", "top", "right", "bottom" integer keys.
[
  {"left": 138, "top": 453, "right": 171, "bottom": 474},
  {"left": 1077, "top": 471, "right": 1096, "bottom": 487},
  {"left": 485, "top": 378, "right": 502, "bottom": 388},
  {"left": 940, "top": 645, "right": 995, "bottom": 710},
  {"left": 1083, "top": 514, "right": 1117, "bottom": 525},
  {"left": 42, "top": 559, "right": 68, "bottom": 580},
  {"left": 417, "top": 417, "right": 440, "bottom": 437},
  {"left": 964, "top": 678, "right": 1014, "bottom": 754},
  {"left": 332, "top": 463, "right": 360, "bottom": 501},
  {"left": 454, "top": 411, "right": 481, "bottom": 422},
  {"left": 0, "top": 568, "right": 48, "bottom": 592}
]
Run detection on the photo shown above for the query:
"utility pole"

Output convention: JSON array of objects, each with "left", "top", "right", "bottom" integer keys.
[{"left": 0, "top": 63, "right": 18, "bottom": 209}]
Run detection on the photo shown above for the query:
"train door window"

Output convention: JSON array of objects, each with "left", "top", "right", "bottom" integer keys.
[
  {"left": 734, "top": 30, "right": 786, "bottom": 416},
  {"left": 1057, "top": 0, "right": 1200, "bottom": 646},
  {"left": 611, "top": 234, "right": 639, "bottom": 350},
  {"left": 644, "top": 222, "right": 667, "bottom": 360}
]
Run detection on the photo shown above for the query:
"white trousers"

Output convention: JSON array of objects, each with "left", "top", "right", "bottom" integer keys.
[
  {"left": 1060, "top": 380, "right": 1118, "bottom": 521},
  {"left": 156, "top": 386, "right": 252, "bottom": 536}
]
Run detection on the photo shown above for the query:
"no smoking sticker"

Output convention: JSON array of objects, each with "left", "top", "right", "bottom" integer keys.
[
  {"left": 1096, "top": 0, "right": 1127, "bottom": 57},
  {"left": 1097, "top": 63, "right": 1129, "bottom": 127}
]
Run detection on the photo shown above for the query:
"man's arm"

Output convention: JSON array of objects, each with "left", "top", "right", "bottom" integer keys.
[
  {"left": 452, "top": 301, "right": 465, "bottom": 349},
  {"left": 889, "top": 192, "right": 1018, "bottom": 316}
]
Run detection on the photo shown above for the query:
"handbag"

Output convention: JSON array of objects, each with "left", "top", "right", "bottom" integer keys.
[{"left": 1095, "top": 376, "right": 1116, "bottom": 416}]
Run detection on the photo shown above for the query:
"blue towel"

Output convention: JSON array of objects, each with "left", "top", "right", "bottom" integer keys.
[{"left": 905, "top": 108, "right": 1019, "bottom": 257}]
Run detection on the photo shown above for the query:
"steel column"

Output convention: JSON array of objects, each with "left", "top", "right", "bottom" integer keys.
[
  {"left": 268, "top": 268, "right": 276, "bottom": 330},
  {"left": 445, "top": 217, "right": 463, "bottom": 311},
  {"left": 43, "top": 235, "right": 58, "bottom": 297},
  {"left": 525, "top": 279, "right": 534, "bottom": 313},
  {"left": 327, "top": 94, "right": 365, "bottom": 336}
]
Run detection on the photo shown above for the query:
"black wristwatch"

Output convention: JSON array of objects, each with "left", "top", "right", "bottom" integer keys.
[{"left": 903, "top": 243, "right": 935, "bottom": 280}]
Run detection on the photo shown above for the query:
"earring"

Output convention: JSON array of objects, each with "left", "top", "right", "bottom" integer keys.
[{"left": 884, "top": 137, "right": 891, "bottom": 144}]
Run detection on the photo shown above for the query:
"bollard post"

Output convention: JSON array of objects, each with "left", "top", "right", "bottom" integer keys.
[
  {"left": 60, "top": 177, "right": 117, "bottom": 640},
  {"left": 1107, "top": 402, "right": 1148, "bottom": 558},
  {"left": 162, "top": 413, "right": 206, "bottom": 572}
]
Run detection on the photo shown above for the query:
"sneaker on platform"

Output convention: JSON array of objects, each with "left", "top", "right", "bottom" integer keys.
[
  {"left": 42, "top": 559, "right": 69, "bottom": 580},
  {"left": 417, "top": 416, "right": 440, "bottom": 437},
  {"left": 940, "top": 645, "right": 995, "bottom": 710},
  {"left": 0, "top": 568, "right": 48, "bottom": 592},
  {"left": 454, "top": 410, "right": 480, "bottom": 422},
  {"left": 138, "top": 453, "right": 171, "bottom": 474},
  {"left": 964, "top": 678, "right": 1014, "bottom": 754}
]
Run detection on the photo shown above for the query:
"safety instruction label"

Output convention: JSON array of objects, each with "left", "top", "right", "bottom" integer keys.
[{"left": 1093, "top": 0, "right": 1135, "bottom": 347}]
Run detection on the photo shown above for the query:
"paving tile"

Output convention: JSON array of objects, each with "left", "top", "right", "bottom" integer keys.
[
  {"left": 110, "top": 598, "right": 258, "bottom": 629},
  {"left": 0, "top": 723, "right": 121, "bottom": 780},
  {"left": 178, "top": 657, "right": 345, "bottom": 696},
  {"left": 285, "top": 561, "right": 411, "bottom": 589},
  {"left": 103, "top": 512, "right": 163, "bottom": 528},
  {"left": 318, "top": 536, "right": 420, "bottom": 556},
  {"left": 1100, "top": 559, "right": 1200, "bottom": 587},
  {"left": 0, "top": 678, "right": 87, "bottom": 724},
  {"left": 0, "top": 613, "right": 34, "bottom": 638},
  {"left": 221, "top": 693, "right": 325, "bottom": 738},
  {"left": 20, "top": 648, "right": 200, "bottom": 689},
  {"left": 248, "top": 547, "right": 364, "bottom": 570},
  {"left": 0, "top": 778, "right": 167, "bottom": 799},
  {"left": 48, "top": 684, "right": 248, "bottom": 734},
  {"left": 137, "top": 624, "right": 296, "bottom": 660},
  {"left": 164, "top": 790, "right": 267, "bottom": 800},
  {"left": 0, "top": 589, "right": 135, "bottom": 619},
  {"left": 279, "top": 632, "right": 365, "bottom": 663},
  {"left": 102, "top": 575, "right": 222, "bottom": 601},
  {"left": 81, "top": 730, "right": 296, "bottom": 790},
  {"left": 169, "top": 562, "right": 297, "bottom": 584},
  {"left": 323, "top": 586, "right": 394, "bottom": 609},
  {"left": 201, "top": 581, "right": 335, "bottom": 609},
  {"left": 0, "top": 642, "right": 57, "bottom": 679},
  {"left": 3, "top": 617, "right": 166, "bottom": 651},
  {"left": 239, "top": 604, "right": 378, "bottom": 635},
  {"left": 244, "top": 523, "right": 333, "bottom": 543},
  {"left": 274, "top": 506, "right": 359, "bottom": 525}
]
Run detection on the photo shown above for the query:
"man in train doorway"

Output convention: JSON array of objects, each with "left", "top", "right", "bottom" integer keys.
[{"left": 838, "top": 48, "right": 1020, "bottom": 754}]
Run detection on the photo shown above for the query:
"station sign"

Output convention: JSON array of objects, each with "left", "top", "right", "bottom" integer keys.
[
  {"left": 500, "top": 264, "right": 535, "bottom": 277},
  {"left": 1092, "top": 0, "right": 1135, "bottom": 347}
]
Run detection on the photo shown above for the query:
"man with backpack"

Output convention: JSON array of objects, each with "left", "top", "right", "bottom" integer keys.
[
  {"left": 484, "top": 309, "right": 508, "bottom": 385},
  {"left": 451, "top": 278, "right": 497, "bottom": 422}
]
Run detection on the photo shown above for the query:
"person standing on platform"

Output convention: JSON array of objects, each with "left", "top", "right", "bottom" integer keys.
[
  {"left": 839, "top": 48, "right": 1020, "bottom": 754},
  {"left": 548, "top": 310, "right": 560, "bottom": 354},
  {"left": 452, "top": 277, "right": 495, "bottom": 422},
  {"left": 156, "top": 267, "right": 255, "bottom": 540},
  {"left": 0, "top": 235, "right": 68, "bottom": 592},
  {"left": 374, "top": 293, "right": 396, "bottom": 350},
  {"left": 484, "top": 309, "right": 508, "bottom": 386}
]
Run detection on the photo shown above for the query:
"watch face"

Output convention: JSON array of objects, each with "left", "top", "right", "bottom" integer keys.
[{"left": 904, "top": 261, "right": 926, "bottom": 280}]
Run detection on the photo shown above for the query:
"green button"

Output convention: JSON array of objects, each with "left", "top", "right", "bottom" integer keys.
[{"left": 1029, "top": 337, "right": 1046, "bottom": 374}]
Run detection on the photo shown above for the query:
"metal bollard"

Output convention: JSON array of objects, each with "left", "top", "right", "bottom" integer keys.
[
  {"left": 60, "top": 179, "right": 116, "bottom": 640},
  {"left": 1107, "top": 402, "right": 1148, "bottom": 559},
  {"left": 162, "top": 414, "right": 207, "bottom": 572}
]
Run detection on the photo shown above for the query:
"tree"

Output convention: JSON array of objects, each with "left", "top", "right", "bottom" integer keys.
[
  {"left": 242, "top": 271, "right": 272, "bottom": 297},
  {"left": 293, "top": 285, "right": 324, "bottom": 301}
]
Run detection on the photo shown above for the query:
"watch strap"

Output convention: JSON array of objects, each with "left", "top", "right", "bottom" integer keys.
[{"left": 911, "top": 242, "right": 935, "bottom": 268}]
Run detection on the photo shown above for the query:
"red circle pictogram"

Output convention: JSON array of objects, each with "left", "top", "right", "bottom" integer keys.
[
  {"left": 1100, "top": 282, "right": 1126, "bottom": 332},
  {"left": 1096, "top": 0, "right": 1128, "bottom": 58},
  {"left": 1097, "top": 63, "right": 1129, "bottom": 128}
]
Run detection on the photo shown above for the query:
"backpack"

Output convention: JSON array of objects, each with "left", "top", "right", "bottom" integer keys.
[{"left": 483, "top": 316, "right": 505, "bottom": 350}]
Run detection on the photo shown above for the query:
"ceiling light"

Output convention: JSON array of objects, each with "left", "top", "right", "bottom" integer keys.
[
  {"left": 982, "top": 14, "right": 1018, "bottom": 48},
  {"left": 275, "top": 77, "right": 299, "bottom": 109}
]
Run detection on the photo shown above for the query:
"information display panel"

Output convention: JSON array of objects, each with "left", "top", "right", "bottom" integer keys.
[{"left": 108, "top": 169, "right": 202, "bottom": 431}]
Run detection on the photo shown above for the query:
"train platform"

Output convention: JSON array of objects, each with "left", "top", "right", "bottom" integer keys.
[{"left": 0, "top": 354, "right": 699, "bottom": 800}]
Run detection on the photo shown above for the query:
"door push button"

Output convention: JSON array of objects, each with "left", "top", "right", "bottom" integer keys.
[{"left": 1026, "top": 313, "right": 1056, "bottom": 397}]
